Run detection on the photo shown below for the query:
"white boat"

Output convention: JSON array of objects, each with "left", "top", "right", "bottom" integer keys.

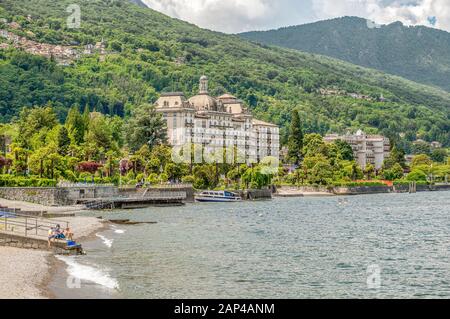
[{"left": 195, "top": 191, "right": 242, "bottom": 202}]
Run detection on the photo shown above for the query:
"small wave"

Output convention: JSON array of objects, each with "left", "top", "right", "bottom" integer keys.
[
  {"left": 56, "top": 256, "right": 119, "bottom": 290},
  {"left": 114, "top": 229, "right": 125, "bottom": 234},
  {"left": 96, "top": 233, "right": 114, "bottom": 248}
]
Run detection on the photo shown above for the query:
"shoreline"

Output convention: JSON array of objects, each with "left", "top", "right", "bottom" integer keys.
[
  {"left": 0, "top": 197, "right": 107, "bottom": 299},
  {"left": 275, "top": 184, "right": 450, "bottom": 197},
  {"left": 41, "top": 216, "right": 109, "bottom": 299}
]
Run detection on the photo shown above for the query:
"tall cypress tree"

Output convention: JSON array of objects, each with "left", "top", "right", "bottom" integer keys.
[
  {"left": 57, "top": 126, "right": 71, "bottom": 156},
  {"left": 287, "top": 110, "right": 304, "bottom": 165},
  {"left": 65, "top": 106, "right": 85, "bottom": 145}
]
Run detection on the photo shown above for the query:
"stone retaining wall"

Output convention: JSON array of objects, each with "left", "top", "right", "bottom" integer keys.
[
  {"left": 393, "top": 184, "right": 450, "bottom": 193},
  {"left": 141, "top": 187, "right": 195, "bottom": 202},
  {"left": 277, "top": 184, "right": 450, "bottom": 195},
  {"left": 237, "top": 189, "right": 272, "bottom": 200},
  {"left": 0, "top": 186, "right": 195, "bottom": 206},
  {"left": 0, "top": 186, "right": 119, "bottom": 206},
  {"left": 333, "top": 185, "right": 391, "bottom": 195},
  {"left": 0, "top": 232, "right": 78, "bottom": 254},
  {"left": 0, "top": 187, "right": 65, "bottom": 206}
]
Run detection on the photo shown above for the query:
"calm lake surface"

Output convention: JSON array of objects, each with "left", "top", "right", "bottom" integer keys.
[{"left": 52, "top": 192, "right": 450, "bottom": 299}]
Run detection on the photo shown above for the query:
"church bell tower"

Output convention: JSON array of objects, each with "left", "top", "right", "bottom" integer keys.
[{"left": 199, "top": 75, "right": 208, "bottom": 94}]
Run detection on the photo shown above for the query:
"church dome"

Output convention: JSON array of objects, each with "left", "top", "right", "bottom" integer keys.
[{"left": 188, "top": 94, "right": 217, "bottom": 111}]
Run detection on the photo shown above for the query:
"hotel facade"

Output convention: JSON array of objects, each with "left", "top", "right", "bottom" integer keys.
[{"left": 155, "top": 76, "right": 280, "bottom": 165}]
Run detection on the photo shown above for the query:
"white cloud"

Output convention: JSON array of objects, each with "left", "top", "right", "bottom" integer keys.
[
  {"left": 313, "top": 0, "right": 450, "bottom": 31},
  {"left": 141, "top": 0, "right": 450, "bottom": 32},
  {"left": 142, "top": 0, "right": 275, "bottom": 33}
]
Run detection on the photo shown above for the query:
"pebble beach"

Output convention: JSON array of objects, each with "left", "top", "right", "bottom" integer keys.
[{"left": 0, "top": 199, "right": 106, "bottom": 299}]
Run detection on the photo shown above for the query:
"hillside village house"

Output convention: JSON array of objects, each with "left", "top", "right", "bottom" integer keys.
[
  {"left": 155, "top": 76, "right": 280, "bottom": 165},
  {"left": 324, "top": 130, "right": 390, "bottom": 170}
]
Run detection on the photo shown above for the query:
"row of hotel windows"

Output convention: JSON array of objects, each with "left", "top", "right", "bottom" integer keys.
[
  {"left": 163, "top": 113, "right": 253, "bottom": 128},
  {"left": 161, "top": 103, "right": 239, "bottom": 114}
]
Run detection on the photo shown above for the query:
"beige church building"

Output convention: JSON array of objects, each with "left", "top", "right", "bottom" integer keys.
[{"left": 155, "top": 76, "right": 280, "bottom": 164}]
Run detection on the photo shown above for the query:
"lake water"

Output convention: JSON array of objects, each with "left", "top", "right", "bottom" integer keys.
[{"left": 50, "top": 192, "right": 450, "bottom": 299}]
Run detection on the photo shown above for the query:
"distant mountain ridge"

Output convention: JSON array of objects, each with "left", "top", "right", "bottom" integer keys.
[{"left": 240, "top": 17, "right": 450, "bottom": 92}]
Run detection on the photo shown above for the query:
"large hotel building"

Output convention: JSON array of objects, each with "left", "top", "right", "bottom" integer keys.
[{"left": 155, "top": 76, "right": 280, "bottom": 164}]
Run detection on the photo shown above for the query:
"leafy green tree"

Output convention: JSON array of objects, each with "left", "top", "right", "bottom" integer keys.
[
  {"left": 193, "top": 164, "right": 218, "bottom": 189},
  {"left": 310, "top": 160, "right": 334, "bottom": 185},
  {"left": 383, "top": 163, "right": 404, "bottom": 180},
  {"left": 384, "top": 145, "right": 406, "bottom": 169},
  {"left": 150, "top": 145, "right": 172, "bottom": 170},
  {"left": 287, "top": 110, "right": 303, "bottom": 165},
  {"left": 333, "top": 139, "right": 354, "bottom": 161},
  {"left": 364, "top": 164, "right": 375, "bottom": 180},
  {"left": 85, "top": 112, "right": 114, "bottom": 154},
  {"left": 406, "top": 170, "right": 427, "bottom": 182},
  {"left": 125, "top": 104, "right": 167, "bottom": 152},
  {"left": 241, "top": 165, "right": 272, "bottom": 189},
  {"left": 9, "top": 144, "right": 29, "bottom": 176},
  {"left": 411, "top": 154, "right": 432, "bottom": 168},
  {"left": 411, "top": 142, "right": 431, "bottom": 155},
  {"left": 301, "top": 153, "right": 333, "bottom": 183},
  {"left": 65, "top": 106, "right": 85, "bottom": 145},
  {"left": 431, "top": 149, "right": 448, "bottom": 163},
  {"left": 303, "top": 134, "right": 327, "bottom": 157},
  {"left": 16, "top": 106, "right": 58, "bottom": 149},
  {"left": 57, "top": 126, "right": 71, "bottom": 156},
  {"left": 107, "top": 116, "right": 125, "bottom": 148},
  {"left": 164, "top": 163, "right": 183, "bottom": 181}
]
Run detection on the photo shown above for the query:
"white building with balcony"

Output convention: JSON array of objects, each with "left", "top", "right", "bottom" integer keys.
[{"left": 324, "top": 130, "right": 390, "bottom": 170}]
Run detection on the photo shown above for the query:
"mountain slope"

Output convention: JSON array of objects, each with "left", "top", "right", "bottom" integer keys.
[
  {"left": 0, "top": 0, "right": 449, "bottom": 148},
  {"left": 241, "top": 16, "right": 450, "bottom": 92},
  {"left": 128, "top": 0, "right": 147, "bottom": 8}
]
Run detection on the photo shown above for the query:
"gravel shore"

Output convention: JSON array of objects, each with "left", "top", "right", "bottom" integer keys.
[
  {"left": 0, "top": 214, "right": 106, "bottom": 299},
  {"left": 0, "top": 198, "right": 84, "bottom": 214},
  {"left": 0, "top": 247, "right": 51, "bottom": 299}
]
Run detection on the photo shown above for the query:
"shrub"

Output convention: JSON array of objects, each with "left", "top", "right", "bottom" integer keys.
[
  {"left": 181, "top": 175, "right": 195, "bottom": 184},
  {"left": 0, "top": 175, "right": 57, "bottom": 187},
  {"left": 136, "top": 173, "right": 145, "bottom": 183},
  {"left": 159, "top": 173, "right": 168, "bottom": 183},
  {"left": 63, "top": 170, "right": 78, "bottom": 182},
  {"left": 406, "top": 170, "right": 427, "bottom": 182},
  {"left": 125, "top": 171, "right": 135, "bottom": 180},
  {"left": 393, "top": 180, "right": 428, "bottom": 186},
  {"left": 77, "top": 161, "right": 103, "bottom": 174},
  {"left": 146, "top": 173, "right": 159, "bottom": 185},
  {"left": 333, "top": 181, "right": 386, "bottom": 187}
]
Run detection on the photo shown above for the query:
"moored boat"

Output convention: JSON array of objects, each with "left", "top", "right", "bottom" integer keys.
[{"left": 195, "top": 191, "right": 241, "bottom": 202}]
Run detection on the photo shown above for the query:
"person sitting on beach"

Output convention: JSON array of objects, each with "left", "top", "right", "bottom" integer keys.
[
  {"left": 48, "top": 227, "right": 56, "bottom": 248},
  {"left": 64, "top": 227, "right": 74, "bottom": 241},
  {"left": 52, "top": 224, "right": 66, "bottom": 240}
]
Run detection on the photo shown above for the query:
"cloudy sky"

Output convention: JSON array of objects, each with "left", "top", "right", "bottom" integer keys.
[{"left": 141, "top": 0, "right": 450, "bottom": 33}]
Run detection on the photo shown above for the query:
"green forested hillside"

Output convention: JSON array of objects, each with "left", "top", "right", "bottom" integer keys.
[
  {"left": 241, "top": 16, "right": 450, "bottom": 92},
  {"left": 0, "top": 0, "right": 449, "bottom": 148}
]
